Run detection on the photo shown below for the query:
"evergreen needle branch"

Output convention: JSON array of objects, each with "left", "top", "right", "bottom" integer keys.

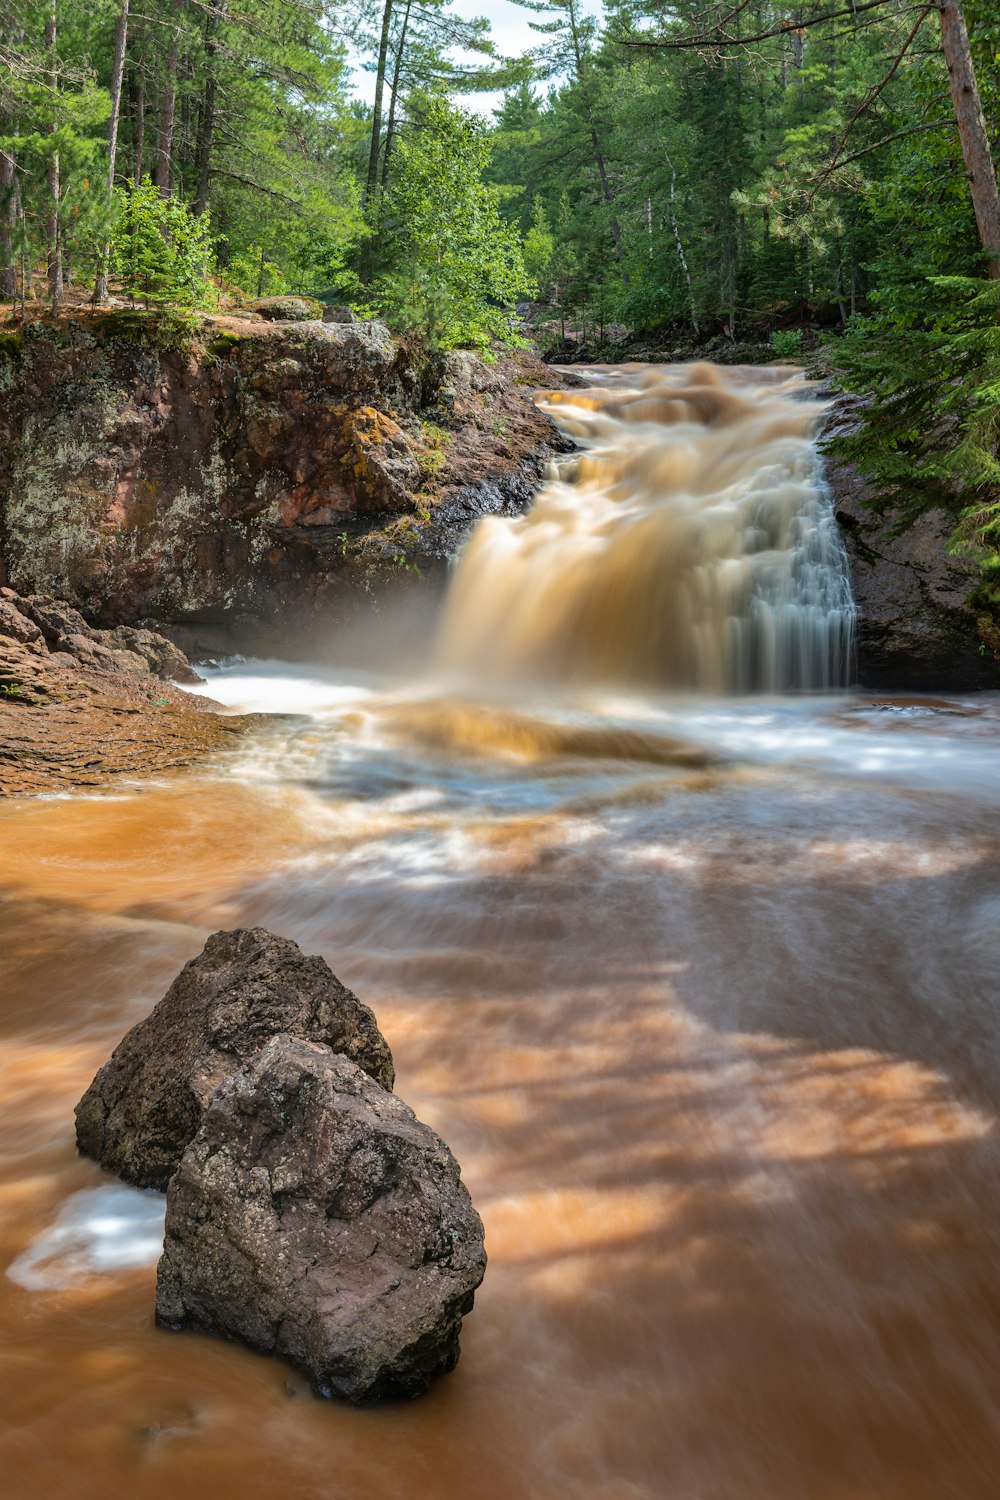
[
  {"left": 807, "top": 117, "right": 955, "bottom": 180},
  {"left": 614, "top": 0, "right": 916, "bottom": 52},
  {"left": 207, "top": 169, "right": 300, "bottom": 204},
  {"left": 804, "top": 4, "right": 934, "bottom": 208}
]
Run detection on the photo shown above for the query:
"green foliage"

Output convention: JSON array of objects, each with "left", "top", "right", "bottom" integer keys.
[
  {"left": 771, "top": 329, "right": 805, "bottom": 358},
  {"left": 522, "top": 197, "right": 554, "bottom": 290},
  {"left": 833, "top": 275, "right": 1000, "bottom": 548},
  {"left": 372, "top": 95, "right": 532, "bottom": 350},
  {"left": 826, "top": 4, "right": 1000, "bottom": 558},
  {"left": 416, "top": 419, "right": 451, "bottom": 475},
  {"left": 110, "top": 180, "right": 215, "bottom": 309}
]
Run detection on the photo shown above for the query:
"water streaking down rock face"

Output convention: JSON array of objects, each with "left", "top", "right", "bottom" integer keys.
[
  {"left": 436, "top": 363, "right": 855, "bottom": 694},
  {"left": 75, "top": 928, "right": 395, "bottom": 1190},
  {"left": 156, "top": 1036, "right": 487, "bottom": 1405}
]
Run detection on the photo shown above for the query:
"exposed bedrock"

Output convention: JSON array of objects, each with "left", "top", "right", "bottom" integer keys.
[
  {"left": 0, "top": 585, "right": 264, "bottom": 795},
  {"left": 75, "top": 927, "right": 394, "bottom": 1189},
  {"left": 156, "top": 1034, "right": 487, "bottom": 1405},
  {"left": 0, "top": 313, "right": 568, "bottom": 640},
  {"left": 822, "top": 395, "right": 999, "bottom": 692}
]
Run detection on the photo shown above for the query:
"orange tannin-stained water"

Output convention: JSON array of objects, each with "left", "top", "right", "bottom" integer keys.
[
  {"left": 436, "top": 364, "right": 855, "bottom": 692},
  {"left": 2, "top": 365, "right": 1000, "bottom": 1500}
]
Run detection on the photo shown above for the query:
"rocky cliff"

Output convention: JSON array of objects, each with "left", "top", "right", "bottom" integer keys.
[
  {"left": 0, "top": 311, "right": 568, "bottom": 649},
  {"left": 821, "top": 393, "right": 999, "bottom": 691},
  {"left": 1, "top": 315, "right": 995, "bottom": 691}
]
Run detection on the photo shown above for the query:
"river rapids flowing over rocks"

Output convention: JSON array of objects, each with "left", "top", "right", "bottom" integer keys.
[
  {"left": 437, "top": 363, "right": 855, "bottom": 692},
  {"left": 2, "top": 365, "right": 1000, "bottom": 1500}
]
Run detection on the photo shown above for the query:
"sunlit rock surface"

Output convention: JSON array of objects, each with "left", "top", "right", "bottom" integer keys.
[
  {"left": 0, "top": 586, "right": 259, "bottom": 795},
  {"left": 156, "top": 1035, "right": 486, "bottom": 1405},
  {"left": 75, "top": 927, "right": 395, "bottom": 1189},
  {"left": 0, "top": 314, "right": 567, "bottom": 641}
]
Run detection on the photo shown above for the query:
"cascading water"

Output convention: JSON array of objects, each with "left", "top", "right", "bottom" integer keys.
[
  {"left": 2, "top": 364, "right": 999, "bottom": 1500},
  {"left": 436, "top": 362, "right": 855, "bottom": 693}
]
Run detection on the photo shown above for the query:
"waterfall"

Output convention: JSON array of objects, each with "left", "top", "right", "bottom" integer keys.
[{"left": 435, "top": 361, "right": 855, "bottom": 693}]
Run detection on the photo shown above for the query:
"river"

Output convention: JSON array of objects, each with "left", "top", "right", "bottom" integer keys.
[{"left": 2, "top": 365, "right": 999, "bottom": 1499}]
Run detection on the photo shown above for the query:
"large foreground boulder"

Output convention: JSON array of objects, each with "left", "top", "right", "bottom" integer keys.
[
  {"left": 75, "top": 928, "right": 394, "bottom": 1189},
  {"left": 156, "top": 1035, "right": 486, "bottom": 1404}
]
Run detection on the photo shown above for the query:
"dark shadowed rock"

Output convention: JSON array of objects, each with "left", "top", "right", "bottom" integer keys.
[
  {"left": 156, "top": 1035, "right": 486, "bottom": 1405},
  {"left": 106, "top": 625, "right": 203, "bottom": 684},
  {"left": 75, "top": 928, "right": 394, "bottom": 1189},
  {"left": 822, "top": 392, "right": 999, "bottom": 690}
]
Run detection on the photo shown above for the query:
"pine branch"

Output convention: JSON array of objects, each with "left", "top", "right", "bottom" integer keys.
[
  {"left": 614, "top": 0, "right": 914, "bottom": 53},
  {"left": 804, "top": 5, "right": 934, "bottom": 207}
]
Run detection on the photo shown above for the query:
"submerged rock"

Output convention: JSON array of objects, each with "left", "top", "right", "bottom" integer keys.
[
  {"left": 156, "top": 1035, "right": 486, "bottom": 1405},
  {"left": 75, "top": 928, "right": 395, "bottom": 1189}
]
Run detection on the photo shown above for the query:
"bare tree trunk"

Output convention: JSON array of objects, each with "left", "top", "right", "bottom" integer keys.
[
  {"left": 194, "top": 75, "right": 217, "bottom": 215},
  {"left": 364, "top": 0, "right": 394, "bottom": 208},
  {"left": 791, "top": 27, "right": 805, "bottom": 71},
  {"left": 0, "top": 147, "right": 16, "bottom": 301},
  {"left": 938, "top": 0, "right": 1000, "bottom": 278},
  {"left": 155, "top": 0, "right": 184, "bottom": 197},
  {"left": 193, "top": 1, "right": 225, "bottom": 214},
  {"left": 95, "top": 0, "right": 129, "bottom": 303},
  {"left": 133, "top": 27, "right": 146, "bottom": 185},
  {"left": 19, "top": 189, "right": 30, "bottom": 315},
  {"left": 45, "top": 0, "right": 62, "bottom": 312},
  {"left": 666, "top": 158, "right": 698, "bottom": 333},
  {"left": 380, "top": 0, "right": 412, "bottom": 195}
]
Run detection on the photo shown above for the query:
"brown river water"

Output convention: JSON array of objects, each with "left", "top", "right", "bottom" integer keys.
[{"left": 2, "top": 365, "right": 1000, "bottom": 1500}]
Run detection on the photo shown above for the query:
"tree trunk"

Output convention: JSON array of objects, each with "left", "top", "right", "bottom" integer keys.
[
  {"left": 45, "top": 0, "right": 62, "bottom": 312},
  {"left": 20, "top": 191, "right": 31, "bottom": 316},
  {"left": 155, "top": 0, "right": 184, "bottom": 197},
  {"left": 591, "top": 126, "right": 628, "bottom": 275},
  {"left": 380, "top": 0, "right": 412, "bottom": 194},
  {"left": 666, "top": 159, "right": 698, "bottom": 333},
  {"left": 95, "top": 0, "right": 129, "bottom": 303},
  {"left": 364, "top": 0, "right": 394, "bottom": 207},
  {"left": 938, "top": 0, "right": 1000, "bottom": 278},
  {"left": 0, "top": 147, "right": 16, "bottom": 301},
  {"left": 133, "top": 28, "right": 146, "bottom": 185},
  {"left": 193, "top": 2, "right": 225, "bottom": 214}
]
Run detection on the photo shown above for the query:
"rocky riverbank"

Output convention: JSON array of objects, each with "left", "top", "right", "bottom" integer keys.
[
  {"left": 0, "top": 588, "right": 263, "bottom": 795},
  {"left": 820, "top": 390, "right": 998, "bottom": 692},
  {"left": 0, "top": 309, "right": 569, "bottom": 650},
  {"left": 1, "top": 306, "right": 996, "bottom": 693}
]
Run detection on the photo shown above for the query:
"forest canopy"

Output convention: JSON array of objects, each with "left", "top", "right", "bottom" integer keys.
[{"left": 1, "top": 0, "right": 998, "bottom": 550}]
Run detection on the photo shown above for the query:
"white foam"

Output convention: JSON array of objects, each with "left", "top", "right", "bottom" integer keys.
[
  {"left": 7, "top": 1185, "right": 166, "bottom": 1291},
  {"left": 183, "top": 659, "right": 378, "bottom": 718}
]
